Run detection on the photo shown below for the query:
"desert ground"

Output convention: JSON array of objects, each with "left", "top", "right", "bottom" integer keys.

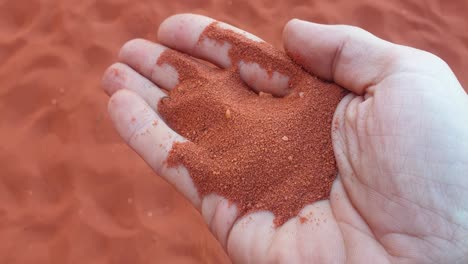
[{"left": 0, "top": 0, "right": 467, "bottom": 263}]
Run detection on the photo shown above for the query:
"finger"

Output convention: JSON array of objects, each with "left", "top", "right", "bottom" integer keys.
[
  {"left": 118, "top": 38, "right": 205, "bottom": 90},
  {"left": 158, "top": 13, "right": 291, "bottom": 96},
  {"left": 283, "top": 20, "right": 396, "bottom": 95},
  {"left": 158, "top": 14, "right": 262, "bottom": 68},
  {"left": 107, "top": 89, "right": 201, "bottom": 207},
  {"left": 283, "top": 19, "right": 455, "bottom": 95},
  {"left": 102, "top": 62, "right": 167, "bottom": 110}
]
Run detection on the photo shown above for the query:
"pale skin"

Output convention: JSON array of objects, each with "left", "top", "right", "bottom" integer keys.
[{"left": 102, "top": 14, "right": 468, "bottom": 264}]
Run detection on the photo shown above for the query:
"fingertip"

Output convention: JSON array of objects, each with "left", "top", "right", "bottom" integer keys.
[
  {"left": 283, "top": 18, "right": 303, "bottom": 34},
  {"left": 283, "top": 19, "right": 326, "bottom": 78},
  {"left": 107, "top": 89, "right": 125, "bottom": 133},
  {"left": 118, "top": 38, "right": 169, "bottom": 70},
  {"left": 157, "top": 13, "right": 213, "bottom": 51},
  {"left": 283, "top": 19, "right": 305, "bottom": 53},
  {"left": 118, "top": 39, "right": 160, "bottom": 75},
  {"left": 157, "top": 14, "right": 180, "bottom": 47},
  {"left": 118, "top": 38, "right": 148, "bottom": 62},
  {"left": 101, "top": 65, "right": 115, "bottom": 96},
  {"left": 107, "top": 89, "right": 154, "bottom": 143},
  {"left": 101, "top": 63, "right": 128, "bottom": 96},
  {"left": 283, "top": 18, "right": 327, "bottom": 46},
  {"left": 283, "top": 18, "right": 311, "bottom": 40},
  {"left": 107, "top": 88, "right": 133, "bottom": 125},
  {"left": 116, "top": 39, "right": 183, "bottom": 90},
  {"left": 283, "top": 20, "right": 343, "bottom": 81},
  {"left": 282, "top": 20, "right": 296, "bottom": 57}
]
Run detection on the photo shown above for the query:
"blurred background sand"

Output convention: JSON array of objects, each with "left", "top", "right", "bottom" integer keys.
[{"left": 0, "top": 0, "right": 467, "bottom": 263}]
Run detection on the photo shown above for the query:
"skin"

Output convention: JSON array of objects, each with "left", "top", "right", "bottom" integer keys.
[{"left": 102, "top": 14, "right": 468, "bottom": 264}]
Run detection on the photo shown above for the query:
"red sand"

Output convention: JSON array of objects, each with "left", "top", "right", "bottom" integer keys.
[
  {"left": 158, "top": 24, "right": 344, "bottom": 226},
  {"left": 0, "top": 0, "right": 467, "bottom": 263}
]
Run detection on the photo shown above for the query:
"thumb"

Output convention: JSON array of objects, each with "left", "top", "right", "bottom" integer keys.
[{"left": 282, "top": 19, "right": 455, "bottom": 95}]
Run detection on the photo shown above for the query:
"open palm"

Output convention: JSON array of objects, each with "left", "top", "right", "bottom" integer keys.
[{"left": 102, "top": 14, "right": 468, "bottom": 263}]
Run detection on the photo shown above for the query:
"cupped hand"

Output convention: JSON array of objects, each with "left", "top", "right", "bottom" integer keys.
[{"left": 102, "top": 14, "right": 468, "bottom": 263}]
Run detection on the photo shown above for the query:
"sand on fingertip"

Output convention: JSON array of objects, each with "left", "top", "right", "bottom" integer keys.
[{"left": 1, "top": 0, "right": 467, "bottom": 263}]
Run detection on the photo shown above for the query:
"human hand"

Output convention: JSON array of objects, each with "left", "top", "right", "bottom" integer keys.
[{"left": 102, "top": 14, "right": 468, "bottom": 263}]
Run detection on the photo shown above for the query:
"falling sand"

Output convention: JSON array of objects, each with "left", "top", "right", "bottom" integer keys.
[{"left": 158, "top": 23, "right": 345, "bottom": 225}]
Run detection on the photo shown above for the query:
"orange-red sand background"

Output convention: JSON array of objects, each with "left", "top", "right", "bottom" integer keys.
[{"left": 1, "top": 0, "right": 467, "bottom": 263}]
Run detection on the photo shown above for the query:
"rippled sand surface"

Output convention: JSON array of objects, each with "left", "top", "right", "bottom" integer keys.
[{"left": 0, "top": 0, "right": 466, "bottom": 263}]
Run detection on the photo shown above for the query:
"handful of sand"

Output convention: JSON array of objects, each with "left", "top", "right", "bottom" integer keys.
[{"left": 158, "top": 23, "right": 344, "bottom": 225}]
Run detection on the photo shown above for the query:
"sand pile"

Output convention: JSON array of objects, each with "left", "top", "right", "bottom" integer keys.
[{"left": 159, "top": 23, "right": 344, "bottom": 225}]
